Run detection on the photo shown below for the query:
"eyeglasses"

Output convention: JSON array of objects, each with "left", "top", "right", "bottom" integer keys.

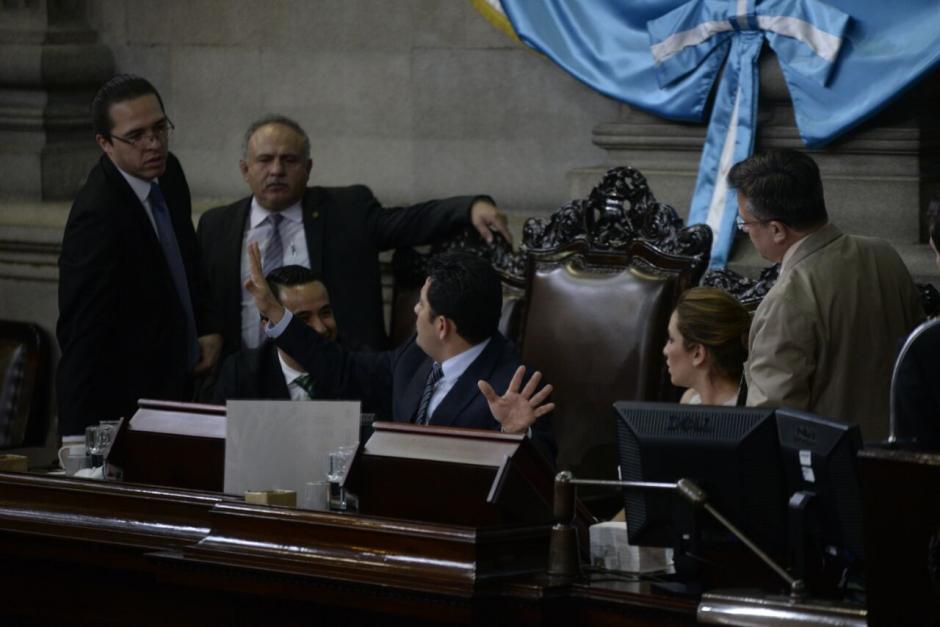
[
  {"left": 109, "top": 117, "right": 175, "bottom": 148},
  {"left": 735, "top": 214, "right": 770, "bottom": 231}
]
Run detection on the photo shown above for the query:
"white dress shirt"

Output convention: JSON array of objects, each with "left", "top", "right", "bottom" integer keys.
[
  {"left": 276, "top": 350, "right": 313, "bottom": 401},
  {"left": 115, "top": 166, "right": 158, "bottom": 235},
  {"left": 240, "top": 199, "right": 310, "bottom": 348},
  {"left": 427, "top": 338, "right": 491, "bottom": 416}
]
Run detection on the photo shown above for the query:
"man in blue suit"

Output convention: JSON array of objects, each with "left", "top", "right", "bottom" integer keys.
[{"left": 245, "top": 247, "right": 556, "bottom": 459}]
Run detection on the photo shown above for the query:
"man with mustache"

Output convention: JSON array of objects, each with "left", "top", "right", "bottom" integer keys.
[
  {"left": 197, "top": 114, "right": 511, "bottom": 359},
  {"left": 57, "top": 75, "right": 221, "bottom": 436}
]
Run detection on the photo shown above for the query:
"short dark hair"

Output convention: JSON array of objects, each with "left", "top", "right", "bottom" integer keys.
[
  {"left": 243, "top": 114, "right": 311, "bottom": 161},
  {"left": 265, "top": 265, "right": 326, "bottom": 305},
  {"left": 91, "top": 74, "right": 166, "bottom": 138},
  {"left": 426, "top": 251, "right": 502, "bottom": 344},
  {"left": 727, "top": 149, "right": 828, "bottom": 230}
]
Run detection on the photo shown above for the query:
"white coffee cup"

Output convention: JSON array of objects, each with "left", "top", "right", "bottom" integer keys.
[{"left": 58, "top": 437, "right": 88, "bottom": 476}]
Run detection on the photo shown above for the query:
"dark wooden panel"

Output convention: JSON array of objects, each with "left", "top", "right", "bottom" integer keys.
[
  {"left": 0, "top": 472, "right": 698, "bottom": 626},
  {"left": 859, "top": 449, "right": 940, "bottom": 626}
]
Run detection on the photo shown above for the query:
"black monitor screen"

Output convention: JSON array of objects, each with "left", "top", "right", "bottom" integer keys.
[
  {"left": 775, "top": 408, "right": 864, "bottom": 570},
  {"left": 614, "top": 401, "right": 787, "bottom": 559}
]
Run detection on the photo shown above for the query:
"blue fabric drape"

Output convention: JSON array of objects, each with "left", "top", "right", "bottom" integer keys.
[{"left": 500, "top": 0, "right": 940, "bottom": 267}]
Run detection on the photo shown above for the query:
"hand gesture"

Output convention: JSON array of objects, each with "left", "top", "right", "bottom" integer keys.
[
  {"left": 470, "top": 199, "right": 513, "bottom": 245},
  {"left": 193, "top": 333, "right": 223, "bottom": 375},
  {"left": 478, "top": 366, "right": 554, "bottom": 434},
  {"left": 244, "top": 241, "right": 285, "bottom": 324}
]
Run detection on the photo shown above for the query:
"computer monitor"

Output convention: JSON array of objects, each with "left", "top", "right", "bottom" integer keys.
[
  {"left": 775, "top": 407, "right": 864, "bottom": 594},
  {"left": 614, "top": 401, "right": 787, "bottom": 587}
]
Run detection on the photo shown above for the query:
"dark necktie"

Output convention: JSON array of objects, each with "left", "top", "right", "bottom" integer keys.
[
  {"left": 262, "top": 213, "right": 284, "bottom": 273},
  {"left": 294, "top": 373, "right": 315, "bottom": 400},
  {"left": 414, "top": 362, "right": 444, "bottom": 425},
  {"left": 149, "top": 182, "right": 199, "bottom": 370}
]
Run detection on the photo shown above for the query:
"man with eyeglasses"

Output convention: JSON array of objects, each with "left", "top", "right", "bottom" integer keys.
[
  {"left": 729, "top": 149, "right": 924, "bottom": 441},
  {"left": 56, "top": 74, "right": 222, "bottom": 437}
]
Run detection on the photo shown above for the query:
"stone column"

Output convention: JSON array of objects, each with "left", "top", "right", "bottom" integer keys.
[{"left": 0, "top": 0, "right": 113, "bottom": 201}]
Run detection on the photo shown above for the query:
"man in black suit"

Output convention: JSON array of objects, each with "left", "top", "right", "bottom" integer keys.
[
  {"left": 56, "top": 75, "right": 221, "bottom": 436},
  {"left": 197, "top": 114, "right": 512, "bottom": 357},
  {"left": 212, "top": 265, "right": 338, "bottom": 402},
  {"left": 245, "top": 248, "right": 555, "bottom": 458}
]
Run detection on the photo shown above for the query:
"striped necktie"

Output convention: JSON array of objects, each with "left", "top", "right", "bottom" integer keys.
[
  {"left": 414, "top": 362, "right": 444, "bottom": 425},
  {"left": 294, "top": 373, "right": 315, "bottom": 400},
  {"left": 262, "top": 213, "right": 284, "bottom": 273}
]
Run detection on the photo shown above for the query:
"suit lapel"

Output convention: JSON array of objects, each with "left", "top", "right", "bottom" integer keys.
[
  {"left": 261, "top": 343, "right": 291, "bottom": 400},
  {"left": 400, "top": 358, "right": 434, "bottom": 423},
  {"left": 101, "top": 156, "right": 177, "bottom": 299},
  {"left": 101, "top": 156, "right": 162, "bottom": 255},
  {"left": 223, "top": 198, "right": 252, "bottom": 328},
  {"left": 302, "top": 188, "right": 324, "bottom": 275},
  {"left": 429, "top": 336, "right": 503, "bottom": 427}
]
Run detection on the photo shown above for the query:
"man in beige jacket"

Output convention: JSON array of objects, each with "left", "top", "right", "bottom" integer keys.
[{"left": 730, "top": 149, "right": 924, "bottom": 441}]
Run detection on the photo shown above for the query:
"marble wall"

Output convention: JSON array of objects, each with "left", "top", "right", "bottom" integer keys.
[{"left": 83, "top": 0, "right": 618, "bottom": 214}]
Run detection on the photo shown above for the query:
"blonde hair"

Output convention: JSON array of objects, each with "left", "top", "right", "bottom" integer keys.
[{"left": 675, "top": 287, "right": 750, "bottom": 381}]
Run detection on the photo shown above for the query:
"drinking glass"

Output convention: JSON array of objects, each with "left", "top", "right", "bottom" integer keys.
[
  {"left": 96, "top": 421, "right": 119, "bottom": 479},
  {"left": 85, "top": 426, "right": 103, "bottom": 467},
  {"left": 299, "top": 480, "right": 329, "bottom": 511},
  {"left": 84, "top": 423, "right": 117, "bottom": 475},
  {"left": 327, "top": 445, "right": 357, "bottom": 511}
]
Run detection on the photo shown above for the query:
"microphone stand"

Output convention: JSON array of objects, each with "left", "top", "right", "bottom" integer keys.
[{"left": 548, "top": 471, "right": 806, "bottom": 601}]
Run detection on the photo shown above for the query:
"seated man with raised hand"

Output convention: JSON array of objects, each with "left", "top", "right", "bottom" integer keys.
[
  {"left": 245, "top": 245, "right": 556, "bottom": 459},
  {"left": 212, "top": 265, "right": 338, "bottom": 402}
]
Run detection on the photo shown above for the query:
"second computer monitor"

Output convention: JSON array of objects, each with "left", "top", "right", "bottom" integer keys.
[{"left": 775, "top": 408, "right": 865, "bottom": 572}]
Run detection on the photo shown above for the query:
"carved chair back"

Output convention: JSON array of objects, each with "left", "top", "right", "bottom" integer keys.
[
  {"left": 0, "top": 321, "right": 50, "bottom": 448},
  {"left": 517, "top": 240, "right": 704, "bottom": 513}
]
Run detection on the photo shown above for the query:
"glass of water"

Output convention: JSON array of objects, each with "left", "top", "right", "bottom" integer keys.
[{"left": 327, "top": 445, "right": 357, "bottom": 511}]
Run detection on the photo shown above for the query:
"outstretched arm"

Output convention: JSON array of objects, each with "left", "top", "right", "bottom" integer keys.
[
  {"left": 477, "top": 366, "right": 554, "bottom": 434},
  {"left": 469, "top": 198, "right": 512, "bottom": 244}
]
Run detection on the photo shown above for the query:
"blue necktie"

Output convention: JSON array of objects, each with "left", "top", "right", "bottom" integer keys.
[
  {"left": 149, "top": 182, "right": 199, "bottom": 370},
  {"left": 414, "top": 362, "right": 444, "bottom": 425}
]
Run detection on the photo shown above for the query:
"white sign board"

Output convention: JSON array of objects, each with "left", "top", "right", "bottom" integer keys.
[{"left": 224, "top": 400, "right": 360, "bottom": 496}]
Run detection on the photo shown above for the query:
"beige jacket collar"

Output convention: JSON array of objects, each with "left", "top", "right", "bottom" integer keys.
[{"left": 780, "top": 223, "right": 842, "bottom": 277}]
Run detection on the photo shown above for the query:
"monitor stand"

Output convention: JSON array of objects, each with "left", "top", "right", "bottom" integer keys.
[
  {"left": 650, "top": 502, "right": 709, "bottom": 598},
  {"left": 789, "top": 490, "right": 859, "bottom": 599}
]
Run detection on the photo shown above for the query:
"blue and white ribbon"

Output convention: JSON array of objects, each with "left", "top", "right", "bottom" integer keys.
[{"left": 649, "top": 0, "right": 848, "bottom": 267}]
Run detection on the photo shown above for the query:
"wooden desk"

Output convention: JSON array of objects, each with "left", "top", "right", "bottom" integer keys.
[
  {"left": 0, "top": 472, "right": 697, "bottom": 626},
  {"left": 858, "top": 448, "right": 940, "bottom": 626}
]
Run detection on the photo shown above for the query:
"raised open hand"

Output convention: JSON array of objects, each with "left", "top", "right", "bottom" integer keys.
[
  {"left": 477, "top": 365, "right": 554, "bottom": 434},
  {"left": 244, "top": 241, "right": 285, "bottom": 324}
]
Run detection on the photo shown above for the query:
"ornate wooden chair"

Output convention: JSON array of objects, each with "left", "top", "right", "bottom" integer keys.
[
  {"left": 388, "top": 167, "right": 711, "bottom": 517},
  {"left": 0, "top": 321, "right": 50, "bottom": 448}
]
